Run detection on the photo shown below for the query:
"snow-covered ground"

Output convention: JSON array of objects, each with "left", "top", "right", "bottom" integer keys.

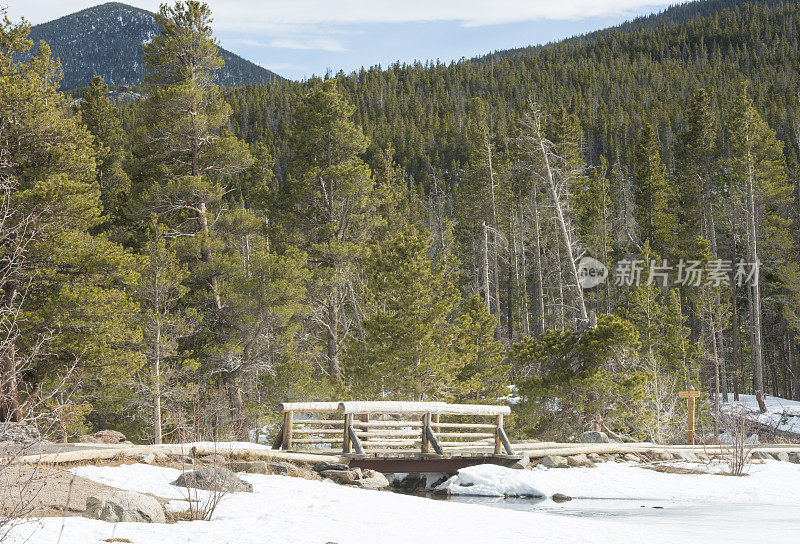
[
  {"left": 7, "top": 460, "right": 800, "bottom": 544},
  {"left": 721, "top": 394, "right": 800, "bottom": 436}
]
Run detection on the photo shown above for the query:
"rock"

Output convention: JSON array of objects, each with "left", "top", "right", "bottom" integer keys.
[
  {"left": 578, "top": 431, "right": 610, "bottom": 444},
  {"left": 604, "top": 455, "right": 616, "bottom": 462},
  {"left": 320, "top": 469, "right": 359, "bottom": 484},
  {"left": 200, "top": 454, "right": 229, "bottom": 466},
  {"left": 0, "top": 423, "right": 45, "bottom": 445},
  {"left": 78, "top": 430, "right": 132, "bottom": 445},
  {"left": 509, "top": 452, "right": 530, "bottom": 469},
  {"left": 354, "top": 471, "right": 390, "bottom": 490},
  {"left": 138, "top": 453, "right": 156, "bottom": 464},
  {"left": 313, "top": 462, "right": 350, "bottom": 473},
  {"left": 171, "top": 467, "right": 253, "bottom": 493},
  {"left": 787, "top": 452, "right": 800, "bottom": 463},
  {"left": 587, "top": 453, "right": 605, "bottom": 463},
  {"left": 775, "top": 451, "right": 790, "bottom": 463},
  {"left": 539, "top": 455, "right": 569, "bottom": 468},
  {"left": 567, "top": 454, "right": 594, "bottom": 468},
  {"left": 551, "top": 493, "right": 573, "bottom": 503},
  {"left": 623, "top": 453, "right": 641, "bottom": 463},
  {"left": 231, "top": 461, "right": 291, "bottom": 475},
  {"left": 84, "top": 490, "right": 165, "bottom": 523},
  {"left": 752, "top": 451, "right": 774, "bottom": 460},
  {"left": 674, "top": 451, "right": 699, "bottom": 462},
  {"left": 654, "top": 452, "right": 674, "bottom": 461}
]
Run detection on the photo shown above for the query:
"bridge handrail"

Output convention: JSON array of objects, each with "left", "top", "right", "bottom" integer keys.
[
  {"left": 278, "top": 402, "right": 340, "bottom": 413},
  {"left": 337, "top": 401, "right": 510, "bottom": 416}
]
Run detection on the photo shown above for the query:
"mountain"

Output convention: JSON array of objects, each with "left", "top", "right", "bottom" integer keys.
[
  {"left": 28, "top": 2, "right": 280, "bottom": 90},
  {"left": 477, "top": 0, "right": 785, "bottom": 62}
]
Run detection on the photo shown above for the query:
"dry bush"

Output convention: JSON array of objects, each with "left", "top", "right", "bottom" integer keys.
[{"left": 719, "top": 405, "right": 756, "bottom": 476}]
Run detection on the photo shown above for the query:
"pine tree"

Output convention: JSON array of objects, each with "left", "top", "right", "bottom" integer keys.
[
  {"left": 633, "top": 124, "right": 679, "bottom": 255},
  {"left": 0, "top": 16, "right": 142, "bottom": 426},
  {"left": 78, "top": 76, "right": 131, "bottom": 232},
  {"left": 287, "top": 80, "right": 377, "bottom": 378}
]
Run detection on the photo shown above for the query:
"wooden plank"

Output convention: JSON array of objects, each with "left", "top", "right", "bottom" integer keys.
[
  {"left": 428, "top": 432, "right": 494, "bottom": 439},
  {"left": 338, "top": 401, "right": 510, "bottom": 416},
  {"left": 291, "top": 438, "right": 343, "bottom": 444},
  {"left": 422, "top": 413, "right": 431, "bottom": 453},
  {"left": 428, "top": 422, "right": 495, "bottom": 429},
  {"left": 292, "top": 419, "right": 344, "bottom": 426},
  {"left": 279, "top": 402, "right": 341, "bottom": 412},
  {"left": 292, "top": 428, "right": 347, "bottom": 435},
  {"left": 354, "top": 430, "right": 421, "bottom": 437},
  {"left": 352, "top": 420, "right": 421, "bottom": 428}
]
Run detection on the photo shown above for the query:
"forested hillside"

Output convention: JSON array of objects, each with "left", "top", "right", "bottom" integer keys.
[
  {"left": 28, "top": 2, "right": 280, "bottom": 89},
  {"left": 3, "top": 0, "right": 800, "bottom": 446}
]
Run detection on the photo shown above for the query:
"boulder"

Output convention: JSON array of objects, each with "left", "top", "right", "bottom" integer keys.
[
  {"left": 0, "top": 423, "right": 44, "bottom": 445},
  {"left": 539, "top": 455, "right": 569, "bottom": 468},
  {"left": 171, "top": 467, "right": 253, "bottom": 493},
  {"left": 674, "top": 451, "right": 699, "bottom": 462},
  {"left": 551, "top": 493, "right": 573, "bottom": 503},
  {"left": 752, "top": 451, "right": 774, "bottom": 460},
  {"left": 78, "top": 430, "right": 132, "bottom": 445},
  {"left": 313, "top": 462, "right": 350, "bottom": 473},
  {"left": 84, "top": 490, "right": 165, "bottom": 523},
  {"left": 567, "top": 454, "right": 594, "bottom": 468},
  {"left": 587, "top": 453, "right": 605, "bottom": 463},
  {"left": 654, "top": 452, "right": 674, "bottom": 461},
  {"left": 578, "top": 431, "right": 609, "bottom": 444},
  {"left": 200, "top": 454, "right": 229, "bottom": 466},
  {"left": 138, "top": 453, "right": 156, "bottom": 465},
  {"left": 354, "top": 470, "right": 390, "bottom": 490},
  {"left": 231, "top": 461, "right": 290, "bottom": 475},
  {"left": 774, "top": 451, "right": 790, "bottom": 463},
  {"left": 509, "top": 452, "right": 530, "bottom": 469},
  {"left": 320, "top": 469, "right": 359, "bottom": 484},
  {"left": 623, "top": 453, "right": 641, "bottom": 463}
]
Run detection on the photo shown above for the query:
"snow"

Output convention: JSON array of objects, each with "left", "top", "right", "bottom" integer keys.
[
  {"left": 8, "top": 461, "right": 800, "bottom": 544},
  {"left": 721, "top": 394, "right": 800, "bottom": 436},
  {"left": 438, "top": 461, "right": 800, "bottom": 502}
]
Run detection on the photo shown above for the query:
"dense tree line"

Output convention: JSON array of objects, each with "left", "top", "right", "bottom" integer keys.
[{"left": 3, "top": 0, "right": 800, "bottom": 444}]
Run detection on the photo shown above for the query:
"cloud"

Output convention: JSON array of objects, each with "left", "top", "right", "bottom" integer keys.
[{"left": 233, "top": 37, "right": 347, "bottom": 53}]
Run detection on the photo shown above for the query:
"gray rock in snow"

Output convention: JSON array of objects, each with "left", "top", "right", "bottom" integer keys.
[
  {"left": 171, "top": 466, "right": 253, "bottom": 493},
  {"left": 85, "top": 490, "right": 165, "bottom": 523},
  {"left": 539, "top": 455, "right": 569, "bottom": 468}
]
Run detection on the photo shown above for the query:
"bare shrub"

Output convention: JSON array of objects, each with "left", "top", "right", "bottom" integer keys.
[{"left": 719, "top": 405, "right": 756, "bottom": 476}]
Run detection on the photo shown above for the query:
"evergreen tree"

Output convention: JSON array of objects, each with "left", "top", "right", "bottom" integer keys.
[
  {"left": 287, "top": 80, "right": 377, "bottom": 378},
  {"left": 633, "top": 124, "right": 679, "bottom": 255}
]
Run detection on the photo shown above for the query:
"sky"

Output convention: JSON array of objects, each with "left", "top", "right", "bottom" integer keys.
[{"left": 8, "top": 0, "right": 689, "bottom": 80}]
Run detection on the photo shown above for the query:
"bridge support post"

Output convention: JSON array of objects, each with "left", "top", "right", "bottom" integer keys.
[
  {"left": 282, "top": 411, "right": 294, "bottom": 450},
  {"left": 422, "top": 413, "right": 431, "bottom": 453},
  {"left": 343, "top": 413, "right": 352, "bottom": 453},
  {"left": 494, "top": 414, "right": 503, "bottom": 454}
]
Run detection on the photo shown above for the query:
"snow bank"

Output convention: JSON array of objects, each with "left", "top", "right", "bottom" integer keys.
[
  {"left": 439, "top": 460, "right": 800, "bottom": 502},
  {"left": 9, "top": 461, "right": 800, "bottom": 544},
  {"left": 722, "top": 394, "right": 800, "bottom": 436}
]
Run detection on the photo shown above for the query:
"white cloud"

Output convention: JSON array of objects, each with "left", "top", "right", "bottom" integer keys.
[{"left": 233, "top": 37, "right": 347, "bottom": 53}]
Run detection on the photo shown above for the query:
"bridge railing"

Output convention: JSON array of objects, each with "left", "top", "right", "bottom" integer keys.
[{"left": 274, "top": 401, "right": 514, "bottom": 456}]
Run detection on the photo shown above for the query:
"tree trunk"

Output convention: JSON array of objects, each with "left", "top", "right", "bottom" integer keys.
[
  {"left": 0, "top": 345, "right": 23, "bottom": 423},
  {"left": 531, "top": 190, "right": 545, "bottom": 336},
  {"left": 327, "top": 288, "right": 341, "bottom": 377},
  {"left": 153, "top": 319, "right": 163, "bottom": 444}
]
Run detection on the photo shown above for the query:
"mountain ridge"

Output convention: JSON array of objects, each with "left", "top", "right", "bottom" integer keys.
[{"left": 28, "top": 2, "right": 280, "bottom": 90}]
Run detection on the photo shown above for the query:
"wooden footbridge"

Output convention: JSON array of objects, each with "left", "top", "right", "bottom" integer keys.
[{"left": 273, "top": 401, "right": 522, "bottom": 472}]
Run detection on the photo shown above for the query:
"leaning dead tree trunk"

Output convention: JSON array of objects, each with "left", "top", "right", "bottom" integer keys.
[{"left": 522, "top": 104, "right": 588, "bottom": 325}]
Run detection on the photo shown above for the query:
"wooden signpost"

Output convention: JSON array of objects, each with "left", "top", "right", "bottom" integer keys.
[{"left": 678, "top": 389, "right": 701, "bottom": 445}]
